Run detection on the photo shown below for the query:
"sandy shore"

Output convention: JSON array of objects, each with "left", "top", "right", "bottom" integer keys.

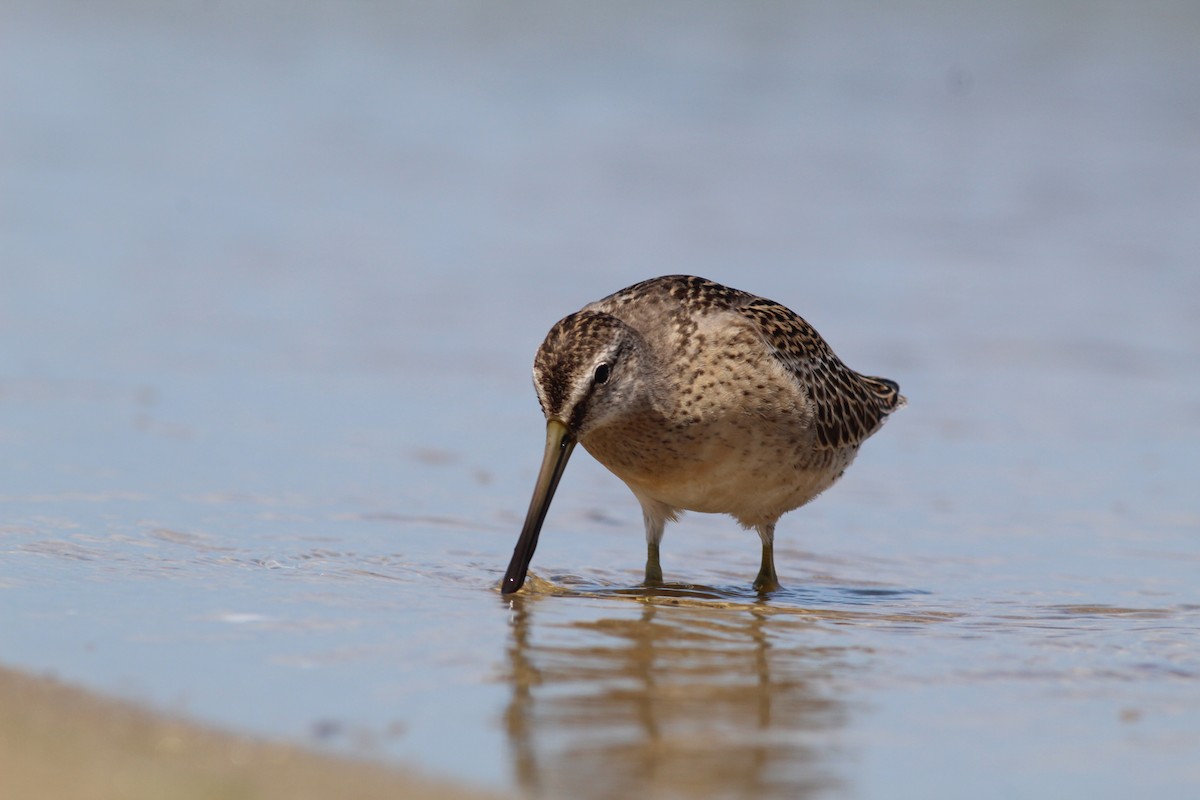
[{"left": 0, "top": 664, "right": 504, "bottom": 800}]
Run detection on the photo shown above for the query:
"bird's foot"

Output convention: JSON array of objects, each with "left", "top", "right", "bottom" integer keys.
[
  {"left": 752, "top": 562, "right": 780, "bottom": 594},
  {"left": 752, "top": 576, "right": 781, "bottom": 594}
]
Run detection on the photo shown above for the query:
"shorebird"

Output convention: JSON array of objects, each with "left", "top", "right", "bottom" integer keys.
[{"left": 500, "top": 275, "right": 903, "bottom": 595}]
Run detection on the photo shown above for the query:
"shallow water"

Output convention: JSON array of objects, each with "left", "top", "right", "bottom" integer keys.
[{"left": 3, "top": 1, "right": 1199, "bottom": 798}]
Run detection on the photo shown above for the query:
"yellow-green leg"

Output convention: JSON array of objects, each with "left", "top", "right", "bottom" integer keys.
[
  {"left": 642, "top": 505, "right": 666, "bottom": 586},
  {"left": 645, "top": 540, "right": 663, "bottom": 586},
  {"left": 753, "top": 523, "right": 780, "bottom": 593}
]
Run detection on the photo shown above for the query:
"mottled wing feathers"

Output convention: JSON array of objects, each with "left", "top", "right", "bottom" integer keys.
[
  {"left": 594, "top": 275, "right": 903, "bottom": 450},
  {"left": 736, "top": 298, "right": 904, "bottom": 450}
]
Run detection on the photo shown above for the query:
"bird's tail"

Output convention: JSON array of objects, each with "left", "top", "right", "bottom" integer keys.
[{"left": 864, "top": 375, "right": 905, "bottom": 413}]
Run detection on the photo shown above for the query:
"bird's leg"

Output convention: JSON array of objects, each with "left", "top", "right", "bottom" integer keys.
[
  {"left": 752, "top": 522, "right": 780, "bottom": 593},
  {"left": 642, "top": 506, "right": 666, "bottom": 586},
  {"left": 645, "top": 541, "right": 663, "bottom": 586}
]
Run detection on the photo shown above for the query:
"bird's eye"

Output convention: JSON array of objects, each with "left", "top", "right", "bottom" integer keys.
[{"left": 593, "top": 362, "right": 611, "bottom": 385}]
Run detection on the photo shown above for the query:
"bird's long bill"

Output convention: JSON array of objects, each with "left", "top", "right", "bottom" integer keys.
[{"left": 501, "top": 418, "right": 576, "bottom": 594}]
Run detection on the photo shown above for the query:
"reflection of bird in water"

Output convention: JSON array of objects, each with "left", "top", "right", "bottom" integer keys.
[
  {"left": 501, "top": 596, "right": 849, "bottom": 799},
  {"left": 502, "top": 275, "right": 904, "bottom": 594}
]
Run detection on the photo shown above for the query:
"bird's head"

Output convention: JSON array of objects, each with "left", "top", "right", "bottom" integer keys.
[
  {"left": 532, "top": 310, "right": 649, "bottom": 439},
  {"left": 501, "top": 310, "right": 651, "bottom": 594}
]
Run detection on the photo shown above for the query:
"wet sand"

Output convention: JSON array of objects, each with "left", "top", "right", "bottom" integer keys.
[{"left": 0, "top": 664, "right": 502, "bottom": 800}]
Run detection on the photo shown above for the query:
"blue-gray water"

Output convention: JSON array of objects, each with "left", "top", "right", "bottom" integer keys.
[{"left": 2, "top": 2, "right": 1199, "bottom": 798}]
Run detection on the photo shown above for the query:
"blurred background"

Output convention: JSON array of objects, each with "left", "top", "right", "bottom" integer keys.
[{"left": 2, "top": 2, "right": 1198, "bottom": 798}]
